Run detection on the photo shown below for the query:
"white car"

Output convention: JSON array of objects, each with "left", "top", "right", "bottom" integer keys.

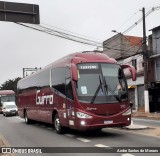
[{"left": 3, "top": 104, "right": 18, "bottom": 117}]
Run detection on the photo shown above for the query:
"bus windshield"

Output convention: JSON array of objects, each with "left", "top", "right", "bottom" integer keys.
[
  {"left": 76, "top": 63, "right": 128, "bottom": 104},
  {"left": 1, "top": 94, "right": 15, "bottom": 103}
]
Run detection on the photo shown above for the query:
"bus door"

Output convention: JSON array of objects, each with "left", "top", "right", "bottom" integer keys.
[{"left": 65, "top": 77, "right": 75, "bottom": 129}]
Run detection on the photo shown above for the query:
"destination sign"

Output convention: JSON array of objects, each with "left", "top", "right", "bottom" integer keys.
[{"left": 78, "top": 63, "right": 98, "bottom": 70}]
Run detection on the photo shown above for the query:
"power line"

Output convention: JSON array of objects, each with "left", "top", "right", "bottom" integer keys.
[
  {"left": 116, "top": 10, "right": 139, "bottom": 32},
  {"left": 120, "top": 54, "right": 143, "bottom": 65},
  {"left": 17, "top": 12, "right": 146, "bottom": 53},
  {"left": 38, "top": 24, "right": 102, "bottom": 46},
  {"left": 15, "top": 22, "right": 103, "bottom": 48},
  {"left": 16, "top": 22, "right": 142, "bottom": 54},
  {"left": 18, "top": 22, "right": 137, "bottom": 53},
  {"left": 41, "top": 22, "right": 102, "bottom": 42},
  {"left": 122, "top": 6, "right": 160, "bottom": 34}
]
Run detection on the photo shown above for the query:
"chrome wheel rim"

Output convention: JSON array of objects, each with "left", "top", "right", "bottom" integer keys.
[
  {"left": 25, "top": 113, "right": 28, "bottom": 123},
  {"left": 55, "top": 117, "right": 60, "bottom": 131}
]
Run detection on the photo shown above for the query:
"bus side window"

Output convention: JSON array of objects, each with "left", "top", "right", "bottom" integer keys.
[
  {"left": 51, "top": 68, "right": 66, "bottom": 95},
  {"left": 66, "top": 78, "right": 74, "bottom": 100},
  {"left": 65, "top": 68, "right": 74, "bottom": 100}
]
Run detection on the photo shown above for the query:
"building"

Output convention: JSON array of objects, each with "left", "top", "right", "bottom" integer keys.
[
  {"left": 103, "top": 33, "right": 143, "bottom": 60},
  {"left": 148, "top": 26, "right": 160, "bottom": 112}
]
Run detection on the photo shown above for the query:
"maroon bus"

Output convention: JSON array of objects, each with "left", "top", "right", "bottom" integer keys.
[{"left": 17, "top": 51, "right": 136, "bottom": 134}]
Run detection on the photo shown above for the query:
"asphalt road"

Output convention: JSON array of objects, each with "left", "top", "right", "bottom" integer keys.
[
  {"left": 132, "top": 118, "right": 160, "bottom": 127},
  {"left": 0, "top": 114, "right": 160, "bottom": 156}
]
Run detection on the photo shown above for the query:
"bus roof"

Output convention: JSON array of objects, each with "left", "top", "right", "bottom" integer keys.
[
  {"left": 0, "top": 90, "right": 15, "bottom": 95},
  {"left": 45, "top": 51, "right": 117, "bottom": 68},
  {"left": 19, "top": 51, "right": 117, "bottom": 81}
]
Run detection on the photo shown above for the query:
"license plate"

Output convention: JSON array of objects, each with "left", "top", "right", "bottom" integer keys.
[{"left": 104, "top": 120, "right": 113, "bottom": 124}]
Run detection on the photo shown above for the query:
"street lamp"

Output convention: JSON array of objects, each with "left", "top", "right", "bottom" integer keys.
[
  {"left": 111, "top": 30, "right": 122, "bottom": 34},
  {"left": 111, "top": 30, "right": 118, "bottom": 33}
]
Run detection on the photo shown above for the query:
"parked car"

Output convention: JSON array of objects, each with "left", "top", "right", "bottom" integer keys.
[{"left": 2, "top": 102, "right": 18, "bottom": 117}]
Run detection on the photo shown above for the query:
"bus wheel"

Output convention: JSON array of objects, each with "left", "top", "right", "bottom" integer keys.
[
  {"left": 24, "top": 111, "right": 31, "bottom": 124},
  {"left": 54, "top": 114, "right": 65, "bottom": 134}
]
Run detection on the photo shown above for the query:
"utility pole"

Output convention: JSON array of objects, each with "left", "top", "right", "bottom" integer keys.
[{"left": 142, "top": 7, "right": 149, "bottom": 113}]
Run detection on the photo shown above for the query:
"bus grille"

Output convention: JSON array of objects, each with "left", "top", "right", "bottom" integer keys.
[{"left": 95, "top": 113, "right": 117, "bottom": 116}]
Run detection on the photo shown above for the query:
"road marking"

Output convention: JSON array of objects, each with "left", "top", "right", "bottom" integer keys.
[
  {"left": 121, "top": 153, "right": 135, "bottom": 156},
  {"left": 76, "top": 138, "right": 91, "bottom": 142},
  {"left": 65, "top": 134, "right": 75, "bottom": 138},
  {"left": 94, "top": 144, "right": 109, "bottom": 148}
]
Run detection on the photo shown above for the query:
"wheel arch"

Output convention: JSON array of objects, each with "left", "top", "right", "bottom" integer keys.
[
  {"left": 23, "top": 108, "right": 26, "bottom": 118},
  {"left": 52, "top": 110, "right": 58, "bottom": 123}
]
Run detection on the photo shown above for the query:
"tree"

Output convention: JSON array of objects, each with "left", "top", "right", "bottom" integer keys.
[{"left": 0, "top": 77, "right": 22, "bottom": 93}]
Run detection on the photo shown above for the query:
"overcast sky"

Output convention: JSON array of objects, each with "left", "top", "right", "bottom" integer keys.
[{"left": 0, "top": 0, "right": 160, "bottom": 85}]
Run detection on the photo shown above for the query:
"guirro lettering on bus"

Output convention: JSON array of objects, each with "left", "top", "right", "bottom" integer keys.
[{"left": 36, "top": 90, "right": 53, "bottom": 105}]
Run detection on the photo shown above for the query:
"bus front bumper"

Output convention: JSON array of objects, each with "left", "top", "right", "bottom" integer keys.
[{"left": 76, "top": 115, "right": 131, "bottom": 131}]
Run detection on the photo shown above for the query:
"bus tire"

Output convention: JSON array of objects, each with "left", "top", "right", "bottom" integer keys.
[
  {"left": 24, "top": 110, "right": 31, "bottom": 124},
  {"left": 92, "top": 128, "right": 102, "bottom": 133},
  {"left": 54, "top": 114, "right": 65, "bottom": 134}
]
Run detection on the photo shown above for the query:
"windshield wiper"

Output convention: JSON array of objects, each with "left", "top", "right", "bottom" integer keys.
[
  {"left": 90, "top": 75, "right": 103, "bottom": 104},
  {"left": 90, "top": 75, "right": 122, "bottom": 103},
  {"left": 103, "top": 77, "right": 122, "bottom": 102}
]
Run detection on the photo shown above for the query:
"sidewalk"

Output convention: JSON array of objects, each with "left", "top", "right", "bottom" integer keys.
[
  {"left": 124, "top": 112, "right": 160, "bottom": 137},
  {"left": 132, "top": 112, "right": 160, "bottom": 120},
  {"left": 124, "top": 112, "right": 160, "bottom": 130}
]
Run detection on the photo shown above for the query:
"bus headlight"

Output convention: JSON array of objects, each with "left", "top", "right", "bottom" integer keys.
[
  {"left": 80, "top": 121, "right": 86, "bottom": 125},
  {"left": 76, "top": 112, "right": 92, "bottom": 119},
  {"left": 122, "top": 108, "right": 131, "bottom": 116}
]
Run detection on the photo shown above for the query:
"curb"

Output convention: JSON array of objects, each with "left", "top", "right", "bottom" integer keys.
[
  {"left": 124, "top": 124, "right": 149, "bottom": 130},
  {"left": 123, "top": 120, "right": 150, "bottom": 130}
]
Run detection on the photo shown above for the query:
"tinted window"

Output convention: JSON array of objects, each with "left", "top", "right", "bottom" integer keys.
[
  {"left": 51, "top": 68, "right": 66, "bottom": 95},
  {"left": 51, "top": 67, "right": 74, "bottom": 99},
  {"left": 1, "top": 95, "right": 15, "bottom": 102},
  {"left": 37, "top": 70, "right": 50, "bottom": 87},
  {"left": 18, "top": 69, "right": 50, "bottom": 93}
]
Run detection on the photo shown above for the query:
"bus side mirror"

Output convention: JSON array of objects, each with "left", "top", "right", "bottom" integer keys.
[
  {"left": 71, "top": 64, "right": 78, "bottom": 81},
  {"left": 121, "top": 64, "right": 136, "bottom": 81}
]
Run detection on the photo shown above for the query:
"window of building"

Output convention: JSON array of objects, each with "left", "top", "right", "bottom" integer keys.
[{"left": 132, "top": 59, "right": 137, "bottom": 70}]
